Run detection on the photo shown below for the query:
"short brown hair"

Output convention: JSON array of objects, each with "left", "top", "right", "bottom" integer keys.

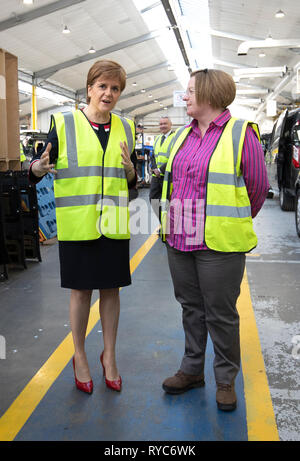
[
  {"left": 86, "top": 60, "right": 126, "bottom": 103},
  {"left": 190, "top": 69, "right": 236, "bottom": 109}
]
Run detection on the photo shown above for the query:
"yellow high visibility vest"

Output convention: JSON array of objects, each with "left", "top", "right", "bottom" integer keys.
[
  {"left": 161, "top": 117, "right": 260, "bottom": 253},
  {"left": 152, "top": 132, "right": 175, "bottom": 176},
  {"left": 53, "top": 110, "right": 135, "bottom": 241}
]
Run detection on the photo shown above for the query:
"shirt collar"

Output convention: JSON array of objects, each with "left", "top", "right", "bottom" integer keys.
[
  {"left": 188, "top": 109, "right": 231, "bottom": 130},
  {"left": 162, "top": 129, "right": 172, "bottom": 138}
]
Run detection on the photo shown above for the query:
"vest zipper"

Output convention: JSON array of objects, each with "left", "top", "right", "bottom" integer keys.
[
  {"left": 81, "top": 110, "right": 112, "bottom": 236},
  {"left": 203, "top": 122, "right": 228, "bottom": 247},
  {"left": 98, "top": 122, "right": 111, "bottom": 234}
]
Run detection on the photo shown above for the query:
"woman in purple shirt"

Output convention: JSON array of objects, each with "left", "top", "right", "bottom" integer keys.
[{"left": 161, "top": 69, "right": 269, "bottom": 411}]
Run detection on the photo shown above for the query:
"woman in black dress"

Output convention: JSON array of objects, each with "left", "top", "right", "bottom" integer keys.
[{"left": 30, "top": 60, "right": 136, "bottom": 394}]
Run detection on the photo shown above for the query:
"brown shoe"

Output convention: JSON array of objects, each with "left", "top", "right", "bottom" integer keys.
[
  {"left": 162, "top": 370, "right": 205, "bottom": 394},
  {"left": 216, "top": 382, "right": 237, "bottom": 411}
]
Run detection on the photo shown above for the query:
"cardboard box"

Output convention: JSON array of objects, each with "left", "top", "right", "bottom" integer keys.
[
  {"left": 0, "top": 48, "right": 20, "bottom": 170},
  {"left": 6, "top": 52, "right": 20, "bottom": 161},
  {"left": 0, "top": 51, "right": 8, "bottom": 160}
]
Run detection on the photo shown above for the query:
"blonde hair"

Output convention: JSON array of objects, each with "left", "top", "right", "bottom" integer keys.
[
  {"left": 86, "top": 60, "right": 126, "bottom": 103},
  {"left": 191, "top": 69, "right": 236, "bottom": 109}
]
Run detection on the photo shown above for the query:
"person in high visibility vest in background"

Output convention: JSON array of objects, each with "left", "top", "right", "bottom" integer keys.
[
  {"left": 29, "top": 60, "right": 136, "bottom": 395},
  {"left": 160, "top": 69, "right": 269, "bottom": 411},
  {"left": 149, "top": 116, "right": 174, "bottom": 221},
  {"left": 20, "top": 142, "right": 26, "bottom": 163}
]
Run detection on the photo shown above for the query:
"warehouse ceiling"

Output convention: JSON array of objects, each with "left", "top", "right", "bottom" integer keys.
[{"left": 0, "top": 0, "right": 299, "bottom": 131}]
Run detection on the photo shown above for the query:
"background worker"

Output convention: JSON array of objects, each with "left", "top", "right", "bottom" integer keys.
[
  {"left": 149, "top": 116, "right": 174, "bottom": 221},
  {"left": 20, "top": 141, "right": 26, "bottom": 163}
]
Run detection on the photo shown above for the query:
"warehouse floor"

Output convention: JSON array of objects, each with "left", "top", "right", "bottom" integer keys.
[{"left": 0, "top": 185, "right": 295, "bottom": 441}]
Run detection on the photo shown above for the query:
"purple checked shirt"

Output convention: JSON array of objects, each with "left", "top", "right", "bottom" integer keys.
[{"left": 166, "top": 109, "right": 270, "bottom": 251}]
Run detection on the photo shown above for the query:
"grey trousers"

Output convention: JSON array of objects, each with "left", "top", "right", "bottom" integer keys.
[
  {"left": 166, "top": 244, "right": 246, "bottom": 384},
  {"left": 149, "top": 176, "right": 164, "bottom": 220}
]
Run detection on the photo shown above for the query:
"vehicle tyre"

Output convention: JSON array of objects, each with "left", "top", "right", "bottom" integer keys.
[
  {"left": 279, "top": 187, "right": 295, "bottom": 211},
  {"left": 296, "top": 189, "right": 300, "bottom": 238}
]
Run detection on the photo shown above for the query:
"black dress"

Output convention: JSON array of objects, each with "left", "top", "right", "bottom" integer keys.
[{"left": 29, "top": 113, "right": 135, "bottom": 290}]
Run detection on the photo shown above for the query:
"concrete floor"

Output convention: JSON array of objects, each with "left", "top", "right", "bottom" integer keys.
[
  {"left": 0, "top": 173, "right": 299, "bottom": 441},
  {"left": 246, "top": 164, "right": 300, "bottom": 441}
]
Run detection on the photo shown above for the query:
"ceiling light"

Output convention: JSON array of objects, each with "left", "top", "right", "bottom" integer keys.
[
  {"left": 154, "top": 99, "right": 158, "bottom": 103},
  {"left": 238, "top": 73, "right": 284, "bottom": 79},
  {"left": 88, "top": 46, "right": 96, "bottom": 54},
  {"left": 236, "top": 89, "right": 269, "bottom": 95},
  {"left": 275, "top": 9, "right": 285, "bottom": 18},
  {"left": 62, "top": 25, "right": 70, "bottom": 34},
  {"left": 259, "top": 52, "right": 266, "bottom": 57},
  {"left": 235, "top": 98, "right": 262, "bottom": 105},
  {"left": 132, "top": 82, "right": 137, "bottom": 86},
  {"left": 23, "top": 0, "right": 34, "bottom": 4},
  {"left": 159, "top": 103, "right": 163, "bottom": 107},
  {"left": 141, "top": 89, "right": 146, "bottom": 93},
  {"left": 164, "top": 107, "right": 168, "bottom": 110},
  {"left": 148, "top": 94, "right": 153, "bottom": 98},
  {"left": 238, "top": 38, "right": 300, "bottom": 55}
]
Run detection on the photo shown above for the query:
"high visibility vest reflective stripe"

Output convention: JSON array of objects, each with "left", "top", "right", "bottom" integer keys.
[
  {"left": 53, "top": 110, "right": 135, "bottom": 241},
  {"left": 152, "top": 132, "right": 175, "bottom": 176},
  {"left": 161, "top": 118, "right": 260, "bottom": 253}
]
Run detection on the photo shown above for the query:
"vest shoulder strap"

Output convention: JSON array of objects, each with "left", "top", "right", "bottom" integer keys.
[{"left": 117, "top": 114, "right": 135, "bottom": 154}]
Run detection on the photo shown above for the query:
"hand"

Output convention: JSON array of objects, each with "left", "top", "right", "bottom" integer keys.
[
  {"left": 31, "top": 143, "right": 57, "bottom": 177},
  {"left": 153, "top": 168, "right": 161, "bottom": 177},
  {"left": 120, "top": 141, "right": 135, "bottom": 180}
]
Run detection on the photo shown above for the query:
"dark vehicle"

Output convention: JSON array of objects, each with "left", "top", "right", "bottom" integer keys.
[
  {"left": 295, "top": 172, "right": 300, "bottom": 238},
  {"left": 269, "top": 108, "right": 300, "bottom": 210}
]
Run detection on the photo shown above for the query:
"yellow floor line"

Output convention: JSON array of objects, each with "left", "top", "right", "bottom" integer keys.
[
  {"left": 0, "top": 230, "right": 159, "bottom": 442},
  {"left": 238, "top": 268, "right": 279, "bottom": 441},
  {"left": 0, "top": 230, "right": 279, "bottom": 442}
]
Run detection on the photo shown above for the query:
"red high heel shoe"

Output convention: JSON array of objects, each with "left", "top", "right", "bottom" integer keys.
[
  {"left": 100, "top": 351, "right": 122, "bottom": 392},
  {"left": 72, "top": 357, "right": 93, "bottom": 394}
]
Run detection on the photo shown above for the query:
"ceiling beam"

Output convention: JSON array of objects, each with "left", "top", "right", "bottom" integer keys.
[
  {"left": 18, "top": 69, "right": 77, "bottom": 101},
  {"left": 210, "top": 29, "right": 262, "bottom": 42},
  {"left": 0, "top": 0, "right": 87, "bottom": 32},
  {"left": 254, "top": 62, "right": 300, "bottom": 121},
  {"left": 236, "top": 89, "right": 269, "bottom": 96},
  {"left": 140, "top": 2, "right": 161, "bottom": 14},
  {"left": 213, "top": 59, "right": 253, "bottom": 69},
  {"left": 77, "top": 61, "right": 170, "bottom": 96},
  {"left": 34, "top": 30, "right": 161, "bottom": 80},
  {"left": 119, "top": 79, "right": 178, "bottom": 101},
  {"left": 19, "top": 103, "right": 74, "bottom": 121},
  {"left": 123, "top": 96, "right": 171, "bottom": 114},
  {"left": 19, "top": 97, "right": 31, "bottom": 105},
  {"left": 160, "top": 0, "right": 191, "bottom": 71},
  {"left": 126, "top": 61, "right": 169, "bottom": 79},
  {"left": 238, "top": 38, "right": 300, "bottom": 56},
  {"left": 135, "top": 104, "right": 173, "bottom": 121}
]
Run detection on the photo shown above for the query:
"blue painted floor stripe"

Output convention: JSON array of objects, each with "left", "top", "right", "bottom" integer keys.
[{"left": 15, "top": 239, "right": 248, "bottom": 441}]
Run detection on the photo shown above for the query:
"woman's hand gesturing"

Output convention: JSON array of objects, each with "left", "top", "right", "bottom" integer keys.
[
  {"left": 31, "top": 143, "right": 57, "bottom": 177},
  {"left": 120, "top": 141, "right": 135, "bottom": 181}
]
